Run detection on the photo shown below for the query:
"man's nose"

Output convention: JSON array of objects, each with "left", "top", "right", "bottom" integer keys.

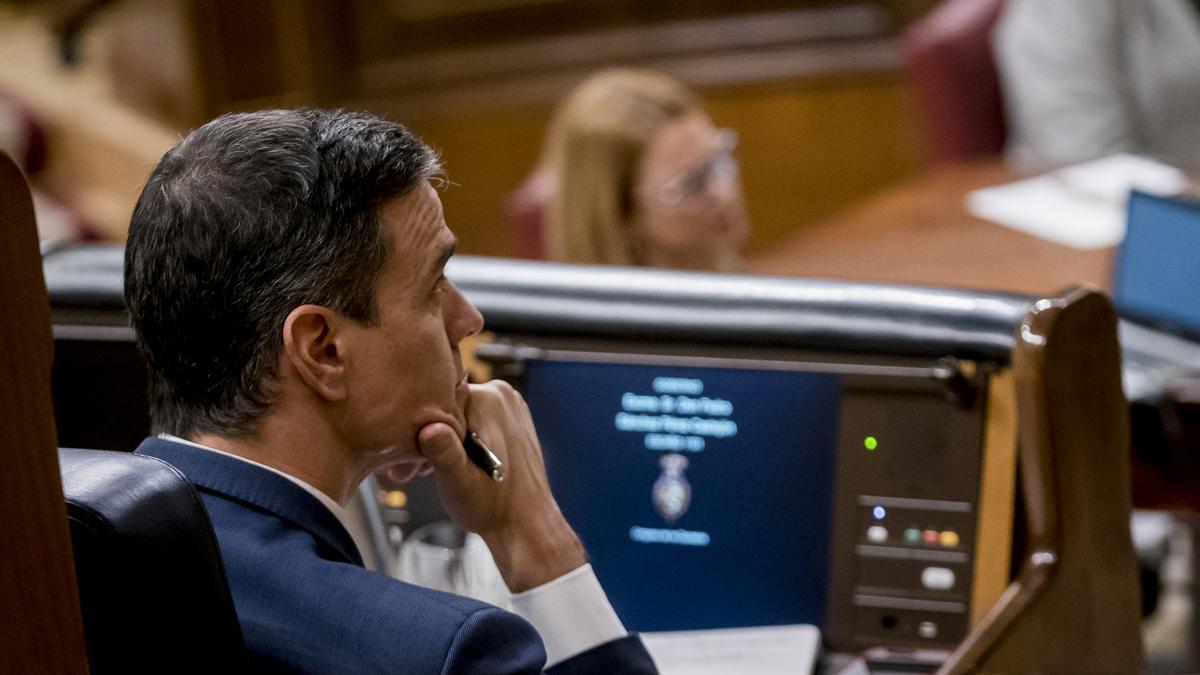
[{"left": 448, "top": 281, "right": 484, "bottom": 340}]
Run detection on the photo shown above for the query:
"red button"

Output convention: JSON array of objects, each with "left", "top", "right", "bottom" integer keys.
[{"left": 921, "top": 529, "right": 939, "bottom": 544}]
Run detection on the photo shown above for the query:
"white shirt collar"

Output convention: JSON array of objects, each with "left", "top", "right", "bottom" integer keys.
[{"left": 157, "top": 433, "right": 351, "bottom": 528}]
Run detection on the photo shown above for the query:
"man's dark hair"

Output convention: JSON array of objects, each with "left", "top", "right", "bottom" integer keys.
[{"left": 124, "top": 109, "right": 441, "bottom": 438}]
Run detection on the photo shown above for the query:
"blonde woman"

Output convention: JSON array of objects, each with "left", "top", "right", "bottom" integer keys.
[{"left": 535, "top": 69, "right": 751, "bottom": 272}]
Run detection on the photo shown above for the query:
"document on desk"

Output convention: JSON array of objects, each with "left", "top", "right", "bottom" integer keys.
[
  {"left": 640, "top": 624, "right": 820, "bottom": 675},
  {"left": 965, "top": 154, "right": 1189, "bottom": 249}
]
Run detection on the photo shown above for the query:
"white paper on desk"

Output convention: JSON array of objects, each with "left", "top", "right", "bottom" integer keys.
[
  {"left": 965, "top": 154, "right": 1189, "bottom": 249},
  {"left": 640, "top": 624, "right": 820, "bottom": 675}
]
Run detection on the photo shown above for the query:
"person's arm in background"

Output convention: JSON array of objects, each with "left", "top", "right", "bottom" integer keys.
[
  {"left": 419, "top": 380, "right": 657, "bottom": 672},
  {"left": 994, "top": 0, "right": 1138, "bottom": 168}
]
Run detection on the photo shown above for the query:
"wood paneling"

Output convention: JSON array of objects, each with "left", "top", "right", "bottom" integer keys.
[
  {"left": 707, "top": 74, "right": 923, "bottom": 256},
  {"left": 406, "top": 106, "right": 550, "bottom": 257}
]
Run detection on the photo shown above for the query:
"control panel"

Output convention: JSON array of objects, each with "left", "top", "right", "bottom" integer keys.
[{"left": 825, "top": 373, "right": 992, "bottom": 651}]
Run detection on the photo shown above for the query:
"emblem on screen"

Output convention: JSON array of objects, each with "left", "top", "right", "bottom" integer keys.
[{"left": 652, "top": 453, "right": 692, "bottom": 523}]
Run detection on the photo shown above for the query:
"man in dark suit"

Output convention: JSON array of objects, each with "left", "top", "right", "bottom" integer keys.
[{"left": 123, "top": 109, "right": 657, "bottom": 673}]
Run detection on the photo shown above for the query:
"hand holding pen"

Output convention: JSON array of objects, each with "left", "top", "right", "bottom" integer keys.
[
  {"left": 463, "top": 431, "right": 505, "bottom": 481},
  {"left": 417, "top": 379, "right": 586, "bottom": 592}
]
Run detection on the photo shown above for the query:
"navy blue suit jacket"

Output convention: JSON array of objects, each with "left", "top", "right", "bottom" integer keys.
[{"left": 136, "top": 437, "right": 656, "bottom": 674}]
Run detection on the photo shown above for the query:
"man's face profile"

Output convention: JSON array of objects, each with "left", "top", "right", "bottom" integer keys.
[{"left": 336, "top": 181, "right": 483, "bottom": 476}]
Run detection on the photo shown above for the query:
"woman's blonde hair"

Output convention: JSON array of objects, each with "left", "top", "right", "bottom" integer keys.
[{"left": 541, "top": 69, "right": 701, "bottom": 265}]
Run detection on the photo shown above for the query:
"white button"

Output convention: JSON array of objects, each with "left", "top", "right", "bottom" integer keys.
[
  {"left": 918, "top": 621, "right": 938, "bottom": 639},
  {"left": 866, "top": 525, "right": 888, "bottom": 543},
  {"left": 921, "top": 566, "right": 955, "bottom": 590}
]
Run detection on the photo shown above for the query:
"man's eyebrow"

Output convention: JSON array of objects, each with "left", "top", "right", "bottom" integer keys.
[{"left": 431, "top": 236, "right": 457, "bottom": 277}]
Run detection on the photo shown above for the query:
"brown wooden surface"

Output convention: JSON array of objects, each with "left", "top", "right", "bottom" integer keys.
[
  {"left": 941, "top": 287, "right": 1142, "bottom": 674},
  {"left": 751, "top": 160, "right": 1115, "bottom": 295},
  {"left": 970, "top": 369, "right": 1017, "bottom": 627},
  {"left": 0, "top": 152, "right": 88, "bottom": 672}
]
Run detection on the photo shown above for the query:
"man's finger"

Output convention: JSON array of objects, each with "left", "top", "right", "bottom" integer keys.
[{"left": 417, "top": 422, "right": 466, "bottom": 469}]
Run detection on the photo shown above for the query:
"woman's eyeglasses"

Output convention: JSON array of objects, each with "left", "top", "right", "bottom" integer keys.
[{"left": 657, "top": 129, "right": 740, "bottom": 207}]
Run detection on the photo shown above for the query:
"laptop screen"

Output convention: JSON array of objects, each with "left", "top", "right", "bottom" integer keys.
[
  {"left": 1114, "top": 191, "right": 1200, "bottom": 338},
  {"left": 521, "top": 358, "right": 840, "bottom": 632}
]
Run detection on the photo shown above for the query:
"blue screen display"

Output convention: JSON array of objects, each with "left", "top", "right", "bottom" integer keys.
[
  {"left": 1116, "top": 191, "right": 1200, "bottom": 336},
  {"left": 521, "top": 359, "right": 841, "bottom": 631}
]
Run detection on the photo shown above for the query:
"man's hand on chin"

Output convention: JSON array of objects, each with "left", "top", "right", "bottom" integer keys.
[{"left": 416, "top": 381, "right": 586, "bottom": 593}]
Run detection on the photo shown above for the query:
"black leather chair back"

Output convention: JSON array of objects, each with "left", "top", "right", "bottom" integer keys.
[{"left": 60, "top": 447, "right": 245, "bottom": 672}]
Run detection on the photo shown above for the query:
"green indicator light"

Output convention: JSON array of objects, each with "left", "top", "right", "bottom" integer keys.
[{"left": 864, "top": 436, "right": 878, "bottom": 452}]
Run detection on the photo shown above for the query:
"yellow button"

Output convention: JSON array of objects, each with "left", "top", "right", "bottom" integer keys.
[
  {"left": 382, "top": 490, "right": 408, "bottom": 509},
  {"left": 939, "top": 530, "right": 959, "bottom": 548}
]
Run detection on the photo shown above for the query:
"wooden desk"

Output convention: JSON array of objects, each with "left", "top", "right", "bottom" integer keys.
[{"left": 751, "top": 161, "right": 1113, "bottom": 295}]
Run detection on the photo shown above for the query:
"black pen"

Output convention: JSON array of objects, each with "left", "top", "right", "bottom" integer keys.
[{"left": 463, "top": 432, "right": 505, "bottom": 482}]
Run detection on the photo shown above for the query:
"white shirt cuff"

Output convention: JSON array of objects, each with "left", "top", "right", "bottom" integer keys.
[{"left": 509, "top": 563, "right": 627, "bottom": 667}]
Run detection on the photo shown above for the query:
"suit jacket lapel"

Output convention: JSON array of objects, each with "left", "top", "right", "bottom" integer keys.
[{"left": 136, "top": 436, "right": 364, "bottom": 567}]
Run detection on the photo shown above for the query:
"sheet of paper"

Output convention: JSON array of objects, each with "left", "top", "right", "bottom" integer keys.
[
  {"left": 640, "top": 624, "right": 821, "bottom": 675},
  {"left": 965, "top": 154, "right": 1189, "bottom": 250}
]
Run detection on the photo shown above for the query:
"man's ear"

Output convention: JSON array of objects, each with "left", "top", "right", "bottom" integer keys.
[{"left": 282, "top": 305, "right": 347, "bottom": 402}]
